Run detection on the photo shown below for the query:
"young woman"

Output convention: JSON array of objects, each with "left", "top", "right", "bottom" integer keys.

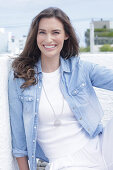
[{"left": 8, "top": 7, "right": 113, "bottom": 170}]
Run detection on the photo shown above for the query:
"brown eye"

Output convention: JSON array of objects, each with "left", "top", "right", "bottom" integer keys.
[
  {"left": 54, "top": 32, "right": 60, "bottom": 34},
  {"left": 39, "top": 31, "right": 45, "bottom": 34}
]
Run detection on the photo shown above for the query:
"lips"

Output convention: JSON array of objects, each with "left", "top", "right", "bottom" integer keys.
[{"left": 43, "top": 44, "right": 57, "bottom": 49}]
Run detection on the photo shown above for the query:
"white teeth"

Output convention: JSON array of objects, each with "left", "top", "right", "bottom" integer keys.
[{"left": 44, "top": 45, "right": 56, "bottom": 48}]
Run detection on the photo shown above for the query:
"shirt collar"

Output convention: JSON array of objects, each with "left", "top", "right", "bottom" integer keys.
[
  {"left": 60, "top": 56, "right": 80, "bottom": 73},
  {"left": 60, "top": 56, "right": 71, "bottom": 73},
  {"left": 35, "top": 56, "right": 79, "bottom": 74},
  {"left": 36, "top": 58, "right": 42, "bottom": 74}
]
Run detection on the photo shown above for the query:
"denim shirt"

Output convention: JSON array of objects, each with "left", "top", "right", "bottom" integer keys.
[{"left": 8, "top": 56, "right": 113, "bottom": 170}]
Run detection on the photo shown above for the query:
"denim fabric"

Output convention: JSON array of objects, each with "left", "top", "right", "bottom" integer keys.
[{"left": 8, "top": 56, "right": 113, "bottom": 170}]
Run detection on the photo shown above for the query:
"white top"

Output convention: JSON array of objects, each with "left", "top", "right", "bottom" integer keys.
[{"left": 37, "top": 67, "right": 90, "bottom": 162}]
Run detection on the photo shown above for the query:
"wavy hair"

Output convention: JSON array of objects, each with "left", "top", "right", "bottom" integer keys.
[{"left": 12, "top": 7, "right": 79, "bottom": 88}]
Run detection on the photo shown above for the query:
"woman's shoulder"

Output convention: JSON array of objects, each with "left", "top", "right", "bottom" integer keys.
[
  {"left": 69, "top": 56, "right": 95, "bottom": 71},
  {"left": 77, "top": 56, "right": 97, "bottom": 70},
  {"left": 8, "top": 68, "right": 25, "bottom": 90}
]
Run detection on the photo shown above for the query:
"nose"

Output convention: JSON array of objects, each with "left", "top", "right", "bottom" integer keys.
[{"left": 45, "top": 34, "right": 53, "bottom": 43}]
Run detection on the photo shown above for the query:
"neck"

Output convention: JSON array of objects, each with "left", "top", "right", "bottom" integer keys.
[{"left": 41, "top": 56, "right": 60, "bottom": 73}]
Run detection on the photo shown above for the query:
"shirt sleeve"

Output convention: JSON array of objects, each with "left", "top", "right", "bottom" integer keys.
[
  {"left": 88, "top": 62, "right": 113, "bottom": 90},
  {"left": 8, "top": 70, "right": 28, "bottom": 157}
]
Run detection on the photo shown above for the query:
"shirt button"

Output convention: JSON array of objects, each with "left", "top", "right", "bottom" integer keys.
[
  {"left": 72, "top": 107, "right": 75, "bottom": 110},
  {"left": 82, "top": 83, "right": 85, "bottom": 87},
  {"left": 39, "top": 86, "right": 41, "bottom": 88},
  {"left": 34, "top": 126, "right": 36, "bottom": 129},
  {"left": 37, "top": 98, "right": 39, "bottom": 101},
  {"left": 29, "top": 97, "right": 32, "bottom": 101},
  {"left": 79, "top": 117, "right": 82, "bottom": 120},
  {"left": 32, "top": 155, "right": 34, "bottom": 158},
  {"left": 33, "top": 140, "right": 35, "bottom": 143},
  {"left": 88, "top": 128, "right": 90, "bottom": 131},
  {"left": 74, "top": 90, "right": 77, "bottom": 94},
  {"left": 35, "top": 112, "right": 37, "bottom": 115}
]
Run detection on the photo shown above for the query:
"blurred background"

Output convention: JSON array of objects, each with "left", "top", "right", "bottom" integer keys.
[{"left": 0, "top": 0, "right": 113, "bottom": 54}]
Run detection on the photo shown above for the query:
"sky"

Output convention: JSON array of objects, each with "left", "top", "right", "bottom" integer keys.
[{"left": 0, "top": 0, "right": 113, "bottom": 46}]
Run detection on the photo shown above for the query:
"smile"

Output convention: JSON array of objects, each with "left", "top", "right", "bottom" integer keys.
[{"left": 43, "top": 45, "right": 57, "bottom": 49}]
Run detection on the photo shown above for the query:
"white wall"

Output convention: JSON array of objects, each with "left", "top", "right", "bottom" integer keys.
[{"left": 0, "top": 56, "right": 19, "bottom": 170}]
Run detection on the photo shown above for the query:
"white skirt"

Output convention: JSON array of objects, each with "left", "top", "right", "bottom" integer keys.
[{"left": 45, "top": 118, "right": 113, "bottom": 170}]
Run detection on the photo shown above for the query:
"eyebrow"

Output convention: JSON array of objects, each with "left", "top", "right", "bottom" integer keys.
[{"left": 38, "top": 29, "right": 61, "bottom": 31}]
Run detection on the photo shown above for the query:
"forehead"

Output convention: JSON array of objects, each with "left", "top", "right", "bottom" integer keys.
[{"left": 38, "top": 17, "right": 64, "bottom": 30}]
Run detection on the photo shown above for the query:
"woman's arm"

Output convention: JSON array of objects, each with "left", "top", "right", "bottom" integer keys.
[
  {"left": 81, "top": 60, "right": 113, "bottom": 91},
  {"left": 89, "top": 63, "right": 113, "bottom": 90},
  {"left": 8, "top": 70, "right": 28, "bottom": 165},
  {"left": 16, "top": 157, "right": 29, "bottom": 170}
]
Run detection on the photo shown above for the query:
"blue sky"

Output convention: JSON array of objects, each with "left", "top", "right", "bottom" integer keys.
[{"left": 0, "top": 0, "right": 113, "bottom": 46}]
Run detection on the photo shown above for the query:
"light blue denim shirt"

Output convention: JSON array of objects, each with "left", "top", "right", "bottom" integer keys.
[{"left": 8, "top": 56, "right": 113, "bottom": 170}]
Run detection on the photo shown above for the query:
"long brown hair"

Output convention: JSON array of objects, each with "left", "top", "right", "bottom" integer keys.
[{"left": 12, "top": 7, "right": 79, "bottom": 88}]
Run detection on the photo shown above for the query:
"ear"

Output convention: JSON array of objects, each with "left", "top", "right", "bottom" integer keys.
[{"left": 64, "top": 34, "right": 69, "bottom": 40}]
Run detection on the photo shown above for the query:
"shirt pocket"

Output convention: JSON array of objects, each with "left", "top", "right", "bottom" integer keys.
[
  {"left": 71, "top": 82, "right": 86, "bottom": 96},
  {"left": 71, "top": 82, "right": 89, "bottom": 104},
  {"left": 19, "top": 95, "right": 35, "bottom": 115}
]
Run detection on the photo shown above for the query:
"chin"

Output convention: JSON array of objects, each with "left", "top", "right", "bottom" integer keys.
[{"left": 43, "top": 53, "right": 60, "bottom": 59}]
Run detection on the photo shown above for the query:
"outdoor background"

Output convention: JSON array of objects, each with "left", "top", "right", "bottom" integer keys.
[{"left": 0, "top": 0, "right": 113, "bottom": 47}]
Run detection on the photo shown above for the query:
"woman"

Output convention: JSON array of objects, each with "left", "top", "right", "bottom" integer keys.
[{"left": 8, "top": 7, "right": 113, "bottom": 170}]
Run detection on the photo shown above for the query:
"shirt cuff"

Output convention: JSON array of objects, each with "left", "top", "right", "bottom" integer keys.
[{"left": 12, "top": 148, "right": 28, "bottom": 157}]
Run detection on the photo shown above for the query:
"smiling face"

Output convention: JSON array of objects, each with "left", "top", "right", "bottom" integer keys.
[{"left": 37, "top": 17, "right": 68, "bottom": 61}]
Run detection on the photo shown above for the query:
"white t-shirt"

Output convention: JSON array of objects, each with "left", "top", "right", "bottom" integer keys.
[{"left": 37, "top": 67, "right": 90, "bottom": 161}]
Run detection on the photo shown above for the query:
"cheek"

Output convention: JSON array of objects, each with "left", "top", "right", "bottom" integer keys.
[
  {"left": 58, "top": 38, "right": 65, "bottom": 47},
  {"left": 37, "top": 36, "right": 43, "bottom": 45},
  {"left": 36, "top": 36, "right": 39, "bottom": 46},
  {"left": 58, "top": 35, "right": 65, "bottom": 43}
]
